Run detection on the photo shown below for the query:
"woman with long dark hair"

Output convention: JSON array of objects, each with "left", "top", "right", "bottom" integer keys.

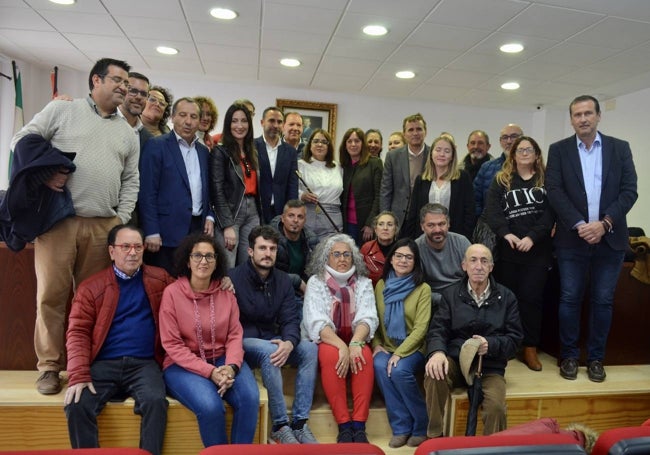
[
  {"left": 340, "top": 128, "right": 383, "bottom": 246},
  {"left": 210, "top": 103, "right": 261, "bottom": 268}
]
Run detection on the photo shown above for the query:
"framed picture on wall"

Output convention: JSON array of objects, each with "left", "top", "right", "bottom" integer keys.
[{"left": 276, "top": 98, "right": 338, "bottom": 144}]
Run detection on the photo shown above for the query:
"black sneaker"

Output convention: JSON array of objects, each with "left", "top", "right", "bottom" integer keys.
[
  {"left": 337, "top": 428, "right": 354, "bottom": 443},
  {"left": 587, "top": 360, "right": 606, "bottom": 382},
  {"left": 352, "top": 429, "right": 369, "bottom": 443},
  {"left": 559, "top": 358, "right": 578, "bottom": 380}
]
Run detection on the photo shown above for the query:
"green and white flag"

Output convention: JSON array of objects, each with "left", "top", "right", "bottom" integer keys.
[{"left": 9, "top": 60, "right": 24, "bottom": 179}]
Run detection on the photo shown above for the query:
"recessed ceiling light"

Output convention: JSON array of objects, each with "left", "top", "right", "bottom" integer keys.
[
  {"left": 396, "top": 70, "right": 415, "bottom": 79},
  {"left": 500, "top": 43, "right": 524, "bottom": 53},
  {"left": 210, "top": 8, "right": 237, "bottom": 20},
  {"left": 49, "top": 0, "right": 75, "bottom": 4},
  {"left": 280, "top": 58, "right": 301, "bottom": 68},
  {"left": 156, "top": 46, "right": 178, "bottom": 55},
  {"left": 363, "top": 25, "right": 388, "bottom": 36},
  {"left": 501, "top": 82, "right": 520, "bottom": 90}
]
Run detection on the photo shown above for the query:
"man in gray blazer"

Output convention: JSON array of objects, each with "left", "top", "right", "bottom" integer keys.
[
  {"left": 546, "top": 95, "right": 637, "bottom": 383},
  {"left": 380, "top": 113, "right": 429, "bottom": 234}
]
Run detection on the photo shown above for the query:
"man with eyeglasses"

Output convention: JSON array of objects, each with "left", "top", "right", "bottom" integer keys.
[
  {"left": 473, "top": 124, "right": 523, "bottom": 216},
  {"left": 546, "top": 95, "right": 638, "bottom": 382},
  {"left": 256, "top": 106, "right": 299, "bottom": 223},
  {"left": 11, "top": 57, "right": 140, "bottom": 395},
  {"left": 64, "top": 224, "right": 172, "bottom": 455},
  {"left": 228, "top": 225, "right": 319, "bottom": 444},
  {"left": 139, "top": 97, "right": 214, "bottom": 275},
  {"left": 380, "top": 113, "right": 429, "bottom": 234},
  {"left": 117, "top": 71, "right": 153, "bottom": 149},
  {"left": 424, "top": 243, "right": 522, "bottom": 438},
  {"left": 415, "top": 203, "right": 470, "bottom": 315}
]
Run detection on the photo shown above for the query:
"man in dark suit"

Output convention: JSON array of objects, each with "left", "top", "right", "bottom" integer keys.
[
  {"left": 546, "top": 95, "right": 638, "bottom": 383},
  {"left": 380, "top": 113, "right": 429, "bottom": 233},
  {"left": 139, "top": 97, "right": 214, "bottom": 274},
  {"left": 255, "top": 106, "right": 298, "bottom": 223}
]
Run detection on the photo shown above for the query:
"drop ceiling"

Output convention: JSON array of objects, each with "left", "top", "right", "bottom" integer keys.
[{"left": 2, "top": 0, "right": 650, "bottom": 109}]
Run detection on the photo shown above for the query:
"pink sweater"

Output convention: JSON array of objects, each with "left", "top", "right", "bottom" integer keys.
[{"left": 159, "top": 276, "right": 244, "bottom": 378}]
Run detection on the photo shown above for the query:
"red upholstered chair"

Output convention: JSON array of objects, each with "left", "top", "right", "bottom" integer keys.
[
  {"left": 199, "top": 443, "right": 385, "bottom": 455},
  {"left": 0, "top": 450, "right": 151, "bottom": 455},
  {"left": 591, "top": 424, "right": 650, "bottom": 455},
  {"left": 414, "top": 433, "right": 583, "bottom": 455}
]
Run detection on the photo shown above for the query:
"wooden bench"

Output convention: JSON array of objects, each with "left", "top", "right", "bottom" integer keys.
[{"left": 0, "top": 371, "right": 268, "bottom": 454}]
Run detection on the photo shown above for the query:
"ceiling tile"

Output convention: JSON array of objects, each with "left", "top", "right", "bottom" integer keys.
[
  {"left": 24, "top": 0, "right": 106, "bottom": 14},
  {"left": 347, "top": 0, "right": 435, "bottom": 20},
  {"left": 202, "top": 61, "right": 258, "bottom": 81},
  {"left": 65, "top": 33, "right": 138, "bottom": 55},
  {"left": 131, "top": 38, "right": 198, "bottom": 58},
  {"left": 102, "top": 0, "right": 183, "bottom": 19},
  {"left": 426, "top": 0, "right": 528, "bottom": 29},
  {"left": 568, "top": 17, "right": 650, "bottom": 50},
  {"left": 334, "top": 12, "right": 419, "bottom": 43},
  {"left": 534, "top": 42, "right": 619, "bottom": 66},
  {"left": 35, "top": 10, "right": 123, "bottom": 35},
  {"left": 0, "top": 6, "right": 54, "bottom": 31},
  {"left": 114, "top": 16, "right": 192, "bottom": 41},
  {"left": 405, "top": 22, "right": 491, "bottom": 52},
  {"left": 427, "top": 69, "right": 496, "bottom": 88},
  {"left": 326, "top": 36, "right": 396, "bottom": 60},
  {"left": 318, "top": 55, "right": 381, "bottom": 75},
  {"left": 498, "top": 4, "right": 604, "bottom": 41},
  {"left": 190, "top": 21, "right": 260, "bottom": 47},
  {"left": 262, "top": 2, "right": 341, "bottom": 34},
  {"left": 261, "top": 29, "right": 329, "bottom": 54},
  {"left": 447, "top": 52, "right": 517, "bottom": 74},
  {"left": 386, "top": 45, "right": 458, "bottom": 69}
]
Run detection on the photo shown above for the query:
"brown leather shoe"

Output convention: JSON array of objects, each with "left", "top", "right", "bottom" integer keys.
[
  {"left": 523, "top": 347, "right": 542, "bottom": 371},
  {"left": 36, "top": 371, "right": 62, "bottom": 395}
]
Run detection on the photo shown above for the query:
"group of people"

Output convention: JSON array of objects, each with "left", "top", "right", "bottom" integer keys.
[{"left": 5, "top": 56, "right": 638, "bottom": 453}]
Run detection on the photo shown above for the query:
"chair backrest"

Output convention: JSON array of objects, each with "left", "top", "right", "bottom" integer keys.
[
  {"left": 0, "top": 450, "right": 152, "bottom": 455},
  {"left": 415, "top": 433, "right": 582, "bottom": 455},
  {"left": 591, "top": 426, "right": 650, "bottom": 455},
  {"left": 426, "top": 445, "right": 586, "bottom": 454},
  {"left": 199, "top": 442, "right": 385, "bottom": 455}
]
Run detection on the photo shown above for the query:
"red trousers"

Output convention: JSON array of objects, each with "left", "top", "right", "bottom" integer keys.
[{"left": 318, "top": 342, "right": 374, "bottom": 424}]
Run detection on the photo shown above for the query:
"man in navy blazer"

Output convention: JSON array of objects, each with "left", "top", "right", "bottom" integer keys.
[
  {"left": 546, "top": 95, "right": 637, "bottom": 383},
  {"left": 255, "top": 107, "right": 298, "bottom": 223},
  {"left": 139, "top": 97, "right": 214, "bottom": 274}
]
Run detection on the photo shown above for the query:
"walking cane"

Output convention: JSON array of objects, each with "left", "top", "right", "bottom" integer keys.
[{"left": 295, "top": 170, "right": 341, "bottom": 233}]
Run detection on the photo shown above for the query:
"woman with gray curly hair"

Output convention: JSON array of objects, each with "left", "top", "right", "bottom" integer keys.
[{"left": 302, "top": 233, "right": 378, "bottom": 444}]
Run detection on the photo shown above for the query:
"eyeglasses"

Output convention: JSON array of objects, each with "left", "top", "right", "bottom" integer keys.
[
  {"left": 499, "top": 133, "right": 522, "bottom": 142},
  {"left": 330, "top": 251, "right": 352, "bottom": 259},
  {"left": 104, "top": 75, "right": 130, "bottom": 89},
  {"left": 242, "top": 157, "right": 252, "bottom": 177},
  {"left": 113, "top": 243, "right": 144, "bottom": 253},
  {"left": 189, "top": 253, "right": 216, "bottom": 263},
  {"left": 394, "top": 252, "right": 414, "bottom": 261},
  {"left": 147, "top": 96, "right": 168, "bottom": 108},
  {"left": 127, "top": 87, "right": 149, "bottom": 98},
  {"left": 312, "top": 139, "right": 329, "bottom": 145},
  {"left": 515, "top": 147, "right": 535, "bottom": 155}
]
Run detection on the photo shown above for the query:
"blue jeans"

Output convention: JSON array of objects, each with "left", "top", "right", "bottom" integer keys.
[
  {"left": 556, "top": 244, "right": 625, "bottom": 362},
  {"left": 243, "top": 337, "right": 318, "bottom": 425},
  {"left": 163, "top": 358, "right": 259, "bottom": 446},
  {"left": 373, "top": 351, "right": 427, "bottom": 437},
  {"left": 64, "top": 357, "right": 168, "bottom": 455}
]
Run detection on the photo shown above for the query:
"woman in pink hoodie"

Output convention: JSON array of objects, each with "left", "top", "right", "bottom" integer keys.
[{"left": 159, "top": 233, "right": 259, "bottom": 446}]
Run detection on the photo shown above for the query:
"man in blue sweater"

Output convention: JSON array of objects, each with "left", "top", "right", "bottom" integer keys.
[{"left": 229, "top": 225, "right": 319, "bottom": 444}]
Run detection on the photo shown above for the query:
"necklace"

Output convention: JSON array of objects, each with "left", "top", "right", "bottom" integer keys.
[{"left": 192, "top": 294, "right": 216, "bottom": 364}]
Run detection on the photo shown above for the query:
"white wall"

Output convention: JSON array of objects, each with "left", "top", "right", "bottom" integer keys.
[{"left": 1, "top": 62, "right": 646, "bottom": 231}]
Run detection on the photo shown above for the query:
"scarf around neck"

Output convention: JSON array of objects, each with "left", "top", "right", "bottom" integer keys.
[
  {"left": 382, "top": 271, "right": 416, "bottom": 344},
  {"left": 325, "top": 265, "right": 357, "bottom": 343}
]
